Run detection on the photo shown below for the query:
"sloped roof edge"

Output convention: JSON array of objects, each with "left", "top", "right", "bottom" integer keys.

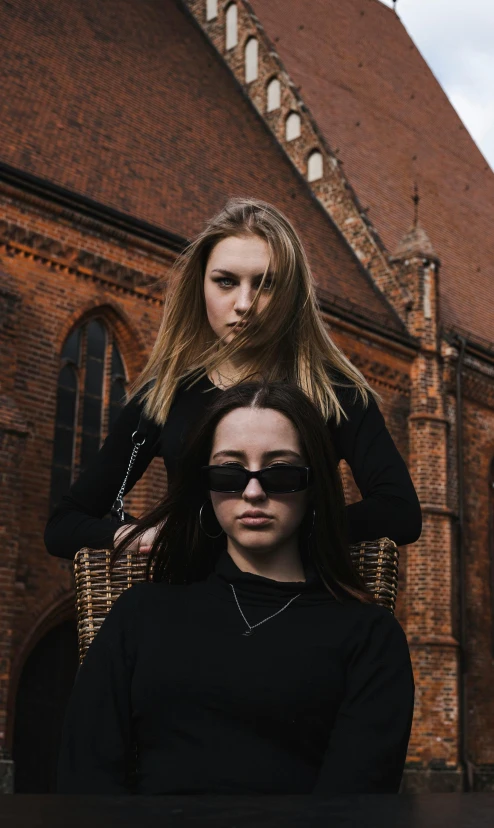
[
  {"left": 0, "top": 159, "right": 415, "bottom": 348},
  {"left": 0, "top": 160, "right": 187, "bottom": 253}
]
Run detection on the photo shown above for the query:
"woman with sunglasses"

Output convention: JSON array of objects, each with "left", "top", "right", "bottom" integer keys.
[
  {"left": 45, "top": 198, "right": 421, "bottom": 561},
  {"left": 57, "top": 382, "right": 414, "bottom": 795}
]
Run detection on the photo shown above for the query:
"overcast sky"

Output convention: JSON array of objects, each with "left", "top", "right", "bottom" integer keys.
[{"left": 379, "top": 0, "right": 494, "bottom": 170}]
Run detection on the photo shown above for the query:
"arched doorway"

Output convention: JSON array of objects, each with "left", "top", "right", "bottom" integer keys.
[{"left": 12, "top": 620, "right": 78, "bottom": 792}]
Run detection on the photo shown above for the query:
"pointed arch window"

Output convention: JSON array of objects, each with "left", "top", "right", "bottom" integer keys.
[
  {"left": 225, "top": 3, "right": 238, "bottom": 50},
  {"left": 80, "top": 320, "right": 106, "bottom": 472},
  {"left": 49, "top": 329, "right": 81, "bottom": 512},
  {"left": 307, "top": 150, "right": 323, "bottom": 182},
  {"left": 109, "top": 343, "right": 127, "bottom": 432},
  {"left": 286, "top": 111, "right": 301, "bottom": 142},
  {"left": 49, "top": 318, "right": 127, "bottom": 510},
  {"left": 267, "top": 77, "right": 281, "bottom": 112},
  {"left": 245, "top": 38, "right": 258, "bottom": 83},
  {"left": 206, "top": 0, "right": 217, "bottom": 21}
]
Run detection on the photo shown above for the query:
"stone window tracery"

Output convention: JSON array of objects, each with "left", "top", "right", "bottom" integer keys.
[{"left": 49, "top": 318, "right": 127, "bottom": 510}]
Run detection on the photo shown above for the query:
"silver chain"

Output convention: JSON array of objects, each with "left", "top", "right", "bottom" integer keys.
[
  {"left": 215, "top": 368, "right": 238, "bottom": 390},
  {"left": 230, "top": 583, "right": 301, "bottom": 637},
  {"left": 112, "top": 429, "right": 146, "bottom": 522}
]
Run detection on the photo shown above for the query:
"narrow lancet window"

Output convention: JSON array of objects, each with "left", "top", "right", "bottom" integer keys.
[
  {"left": 49, "top": 317, "right": 127, "bottom": 508},
  {"left": 206, "top": 0, "right": 217, "bottom": 21},
  {"left": 49, "top": 329, "right": 81, "bottom": 511},
  {"left": 307, "top": 150, "right": 323, "bottom": 181},
  {"left": 267, "top": 78, "right": 281, "bottom": 111},
  {"left": 226, "top": 4, "right": 238, "bottom": 50},
  {"left": 286, "top": 111, "right": 301, "bottom": 141},
  {"left": 245, "top": 38, "right": 258, "bottom": 83}
]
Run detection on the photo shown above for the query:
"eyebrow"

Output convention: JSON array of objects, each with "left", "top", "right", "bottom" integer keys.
[
  {"left": 212, "top": 449, "right": 302, "bottom": 461},
  {"left": 210, "top": 268, "right": 273, "bottom": 280}
]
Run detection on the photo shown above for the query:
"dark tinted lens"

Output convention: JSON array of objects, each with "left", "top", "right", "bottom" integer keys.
[
  {"left": 207, "top": 466, "right": 246, "bottom": 491},
  {"left": 261, "top": 466, "right": 304, "bottom": 492}
]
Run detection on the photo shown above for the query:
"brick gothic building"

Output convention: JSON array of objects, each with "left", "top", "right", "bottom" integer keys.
[{"left": 1, "top": 0, "right": 493, "bottom": 793}]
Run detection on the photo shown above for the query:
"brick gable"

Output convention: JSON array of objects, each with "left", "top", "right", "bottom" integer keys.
[
  {"left": 0, "top": 0, "right": 402, "bottom": 330},
  {"left": 249, "top": 0, "right": 494, "bottom": 342}
]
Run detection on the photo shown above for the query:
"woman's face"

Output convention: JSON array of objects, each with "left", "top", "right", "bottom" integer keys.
[
  {"left": 204, "top": 234, "right": 272, "bottom": 344},
  {"left": 209, "top": 407, "right": 309, "bottom": 557}
]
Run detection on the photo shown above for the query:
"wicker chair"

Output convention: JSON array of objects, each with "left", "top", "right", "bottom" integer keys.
[{"left": 74, "top": 538, "right": 399, "bottom": 664}]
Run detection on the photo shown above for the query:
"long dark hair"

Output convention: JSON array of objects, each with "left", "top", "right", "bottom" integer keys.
[{"left": 113, "top": 382, "right": 373, "bottom": 603}]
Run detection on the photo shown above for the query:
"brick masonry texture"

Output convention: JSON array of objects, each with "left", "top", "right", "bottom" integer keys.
[
  {"left": 0, "top": 0, "right": 493, "bottom": 795},
  {"left": 183, "top": 0, "right": 494, "bottom": 787},
  {"left": 245, "top": 0, "right": 494, "bottom": 343},
  {"left": 463, "top": 397, "right": 494, "bottom": 766},
  {"left": 0, "top": 0, "right": 401, "bottom": 329},
  {"left": 185, "top": 0, "right": 412, "bottom": 325},
  {"left": 0, "top": 185, "right": 416, "bottom": 782},
  {"left": 0, "top": 197, "right": 168, "bottom": 749}
]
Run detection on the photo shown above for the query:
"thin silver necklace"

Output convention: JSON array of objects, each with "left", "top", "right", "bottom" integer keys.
[
  {"left": 230, "top": 583, "right": 301, "bottom": 637},
  {"left": 215, "top": 368, "right": 237, "bottom": 390}
]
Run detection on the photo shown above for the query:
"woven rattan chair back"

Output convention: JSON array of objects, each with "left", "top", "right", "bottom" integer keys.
[
  {"left": 74, "top": 537, "right": 399, "bottom": 663},
  {"left": 74, "top": 548, "right": 149, "bottom": 664},
  {"left": 348, "top": 537, "right": 399, "bottom": 613}
]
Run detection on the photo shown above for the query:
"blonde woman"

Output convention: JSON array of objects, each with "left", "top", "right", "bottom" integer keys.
[{"left": 45, "top": 198, "right": 421, "bottom": 559}]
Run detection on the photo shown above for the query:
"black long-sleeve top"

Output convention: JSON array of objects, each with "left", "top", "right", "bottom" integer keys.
[
  {"left": 44, "top": 376, "right": 421, "bottom": 559},
  {"left": 57, "top": 551, "right": 415, "bottom": 795}
]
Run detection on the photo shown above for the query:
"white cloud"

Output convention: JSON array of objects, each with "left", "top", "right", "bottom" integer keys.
[{"left": 379, "top": 0, "right": 494, "bottom": 168}]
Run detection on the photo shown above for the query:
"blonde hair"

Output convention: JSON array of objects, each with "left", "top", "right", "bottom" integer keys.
[{"left": 127, "top": 197, "right": 375, "bottom": 425}]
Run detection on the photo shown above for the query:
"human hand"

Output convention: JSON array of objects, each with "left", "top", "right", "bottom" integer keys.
[{"left": 113, "top": 524, "right": 162, "bottom": 554}]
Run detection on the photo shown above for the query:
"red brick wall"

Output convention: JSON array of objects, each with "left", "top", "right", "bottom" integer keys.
[
  {"left": 4, "top": 184, "right": 494, "bottom": 792},
  {"left": 463, "top": 392, "right": 494, "bottom": 770},
  {"left": 443, "top": 363, "right": 494, "bottom": 787},
  {"left": 0, "top": 190, "right": 417, "bottom": 761},
  {"left": 0, "top": 195, "right": 170, "bottom": 751},
  {"left": 0, "top": 0, "right": 492, "bottom": 796},
  {"left": 184, "top": 0, "right": 410, "bottom": 324}
]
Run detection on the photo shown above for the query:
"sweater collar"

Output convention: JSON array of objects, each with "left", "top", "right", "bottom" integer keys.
[{"left": 207, "top": 549, "right": 335, "bottom": 607}]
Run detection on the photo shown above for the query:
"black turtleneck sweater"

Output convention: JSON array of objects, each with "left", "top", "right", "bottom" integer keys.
[
  {"left": 57, "top": 552, "right": 414, "bottom": 796},
  {"left": 45, "top": 375, "right": 422, "bottom": 559}
]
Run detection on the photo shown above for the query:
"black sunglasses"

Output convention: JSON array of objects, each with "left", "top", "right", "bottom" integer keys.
[{"left": 202, "top": 464, "right": 312, "bottom": 494}]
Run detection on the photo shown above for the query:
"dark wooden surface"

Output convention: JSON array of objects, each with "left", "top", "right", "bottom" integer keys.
[{"left": 1, "top": 795, "right": 494, "bottom": 828}]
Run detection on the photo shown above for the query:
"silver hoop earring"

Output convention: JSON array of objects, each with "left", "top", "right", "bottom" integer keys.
[{"left": 199, "top": 501, "right": 224, "bottom": 539}]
